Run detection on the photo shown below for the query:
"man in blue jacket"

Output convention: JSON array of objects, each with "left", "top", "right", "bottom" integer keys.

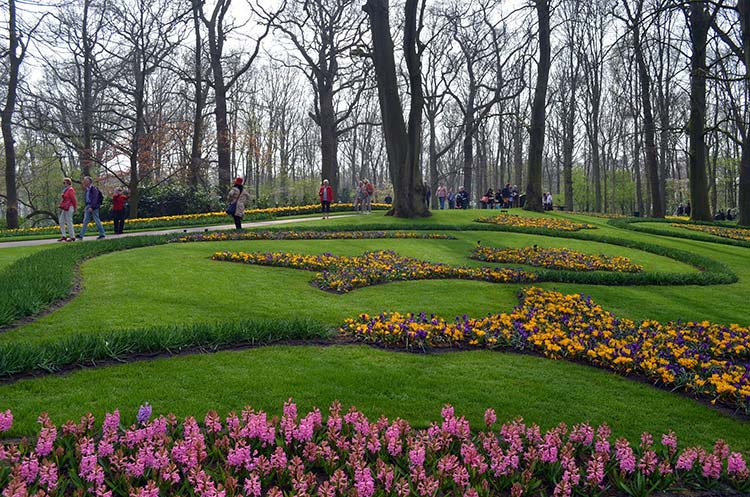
[{"left": 77, "top": 176, "right": 106, "bottom": 240}]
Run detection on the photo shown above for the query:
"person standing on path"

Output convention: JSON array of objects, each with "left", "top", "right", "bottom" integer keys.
[
  {"left": 58, "top": 178, "right": 77, "bottom": 242},
  {"left": 436, "top": 184, "right": 447, "bottom": 209},
  {"left": 363, "top": 179, "right": 374, "bottom": 214},
  {"left": 227, "top": 177, "right": 251, "bottom": 230},
  {"left": 319, "top": 179, "right": 333, "bottom": 219},
  {"left": 111, "top": 188, "right": 129, "bottom": 234},
  {"left": 77, "top": 176, "right": 106, "bottom": 240}
]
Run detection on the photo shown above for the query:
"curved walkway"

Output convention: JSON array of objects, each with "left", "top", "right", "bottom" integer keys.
[{"left": 0, "top": 214, "right": 356, "bottom": 249}]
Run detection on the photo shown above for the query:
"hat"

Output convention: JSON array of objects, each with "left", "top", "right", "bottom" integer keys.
[{"left": 234, "top": 177, "right": 243, "bottom": 185}]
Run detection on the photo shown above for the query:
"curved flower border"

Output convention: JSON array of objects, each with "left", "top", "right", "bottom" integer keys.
[
  {"left": 471, "top": 246, "right": 644, "bottom": 273},
  {"left": 212, "top": 249, "right": 536, "bottom": 293},
  {"left": 340, "top": 287, "right": 750, "bottom": 413},
  {"left": 476, "top": 214, "right": 595, "bottom": 231},
  {"left": 673, "top": 223, "right": 750, "bottom": 242}
]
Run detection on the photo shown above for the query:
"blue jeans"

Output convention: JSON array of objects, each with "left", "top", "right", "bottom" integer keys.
[
  {"left": 79, "top": 206, "right": 105, "bottom": 237},
  {"left": 438, "top": 197, "right": 445, "bottom": 209}
]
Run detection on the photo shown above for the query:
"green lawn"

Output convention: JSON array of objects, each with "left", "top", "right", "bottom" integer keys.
[
  {"left": 0, "top": 209, "right": 748, "bottom": 447},
  {"left": 0, "top": 245, "right": 50, "bottom": 271},
  {"left": 0, "top": 231, "right": 701, "bottom": 344},
  {"left": 1, "top": 345, "right": 747, "bottom": 449}
]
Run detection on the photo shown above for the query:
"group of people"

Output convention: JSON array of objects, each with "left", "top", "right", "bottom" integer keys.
[
  {"left": 58, "top": 176, "right": 129, "bottom": 242},
  {"left": 434, "top": 185, "right": 470, "bottom": 209},
  {"left": 353, "top": 179, "right": 374, "bottom": 214}
]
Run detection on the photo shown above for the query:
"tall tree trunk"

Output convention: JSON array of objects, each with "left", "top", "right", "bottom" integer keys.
[
  {"left": 737, "top": 0, "right": 750, "bottom": 226},
  {"left": 563, "top": 85, "right": 575, "bottom": 211},
  {"left": 189, "top": 0, "right": 205, "bottom": 189},
  {"left": 80, "top": 0, "right": 94, "bottom": 178},
  {"left": 687, "top": 0, "right": 712, "bottom": 221},
  {"left": 363, "top": 0, "right": 428, "bottom": 218},
  {"left": 590, "top": 107, "right": 602, "bottom": 211},
  {"left": 513, "top": 120, "right": 523, "bottom": 187},
  {"left": 633, "top": 25, "right": 664, "bottom": 217},
  {"left": 128, "top": 69, "right": 146, "bottom": 217},
  {"left": 525, "top": 0, "right": 551, "bottom": 212},
  {"left": 319, "top": 88, "right": 339, "bottom": 196},
  {"left": 428, "top": 113, "right": 439, "bottom": 209},
  {"left": 2, "top": 0, "right": 21, "bottom": 229}
]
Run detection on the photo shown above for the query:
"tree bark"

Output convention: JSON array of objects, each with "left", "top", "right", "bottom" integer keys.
[
  {"left": 364, "top": 0, "right": 428, "bottom": 217},
  {"left": 80, "top": 0, "right": 94, "bottom": 178},
  {"left": 2, "top": 0, "right": 21, "bottom": 229},
  {"left": 687, "top": 0, "right": 712, "bottom": 221},
  {"left": 189, "top": 0, "right": 205, "bottom": 189},
  {"left": 524, "top": 0, "right": 551, "bottom": 212},
  {"left": 319, "top": 88, "right": 340, "bottom": 193},
  {"left": 633, "top": 25, "right": 664, "bottom": 217},
  {"left": 738, "top": 0, "right": 750, "bottom": 226}
]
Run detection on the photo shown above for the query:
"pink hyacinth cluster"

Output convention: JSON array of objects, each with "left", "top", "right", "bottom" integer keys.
[{"left": 0, "top": 401, "right": 748, "bottom": 497}]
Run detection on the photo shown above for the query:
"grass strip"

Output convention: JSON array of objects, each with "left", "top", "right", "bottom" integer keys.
[
  {"left": 0, "top": 235, "right": 170, "bottom": 328},
  {"left": 609, "top": 217, "right": 750, "bottom": 249},
  {"left": 0, "top": 318, "right": 331, "bottom": 380}
]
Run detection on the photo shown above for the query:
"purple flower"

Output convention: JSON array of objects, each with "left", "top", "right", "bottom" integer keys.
[
  {"left": 0, "top": 409, "right": 12, "bottom": 432},
  {"left": 137, "top": 403, "right": 152, "bottom": 425}
]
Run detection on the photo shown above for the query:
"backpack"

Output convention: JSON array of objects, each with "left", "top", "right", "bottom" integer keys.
[
  {"left": 366, "top": 183, "right": 374, "bottom": 194},
  {"left": 97, "top": 188, "right": 104, "bottom": 206}
]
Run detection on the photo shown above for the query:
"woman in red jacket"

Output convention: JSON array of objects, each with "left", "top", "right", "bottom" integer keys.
[
  {"left": 319, "top": 179, "right": 333, "bottom": 219},
  {"left": 111, "top": 187, "right": 129, "bottom": 234},
  {"left": 58, "top": 178, "right": 77, "bottom": 241}
]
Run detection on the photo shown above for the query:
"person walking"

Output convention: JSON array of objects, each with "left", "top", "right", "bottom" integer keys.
[
  {"left": 354, "top": 180, "right": 365, "bottom": 213},
  {"left": 319, "top": 179, "right": 333, "bottom": 219},
  {"left": 363, "top": 179, "right": 374, "bottom": 214},
  {"left": 58, "top": 178, "right": 77, "bottom": 242},
  {"left": 111, "top": 188, "right": 129, "bottom": 234},
  {"left": 76, "top": 176, "right": 106, "bottom": 240},
  {"left": 447, "top": 189, "right": 455, "bottom": 209},
  {"left": 436, "top": 184, "right": 447, "bottom": 209},
  {"left": 227, "top": 177, "right": 251, "bottom": 230}
]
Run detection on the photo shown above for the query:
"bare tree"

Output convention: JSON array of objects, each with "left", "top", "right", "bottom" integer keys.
[
  {"left": 2, "top": 0, "right": 43, "bottom": 228},
  {"left": 363, "top": 0, "right": 429, "bottom": 217},
  {"left": 621, "top": 0, "right": 665, "bottom": 217},
  {"left": 445, "top": 0, "right": 525, "bottom": 203},
  {"left": 201, "top": 0, "right": 278, "bottom": 190},
  {"left": 260, "top": 0, "right": 367, "bottom": 198},
  {"left": 524, "top": 0, "right": 551, "bottom": 212}
]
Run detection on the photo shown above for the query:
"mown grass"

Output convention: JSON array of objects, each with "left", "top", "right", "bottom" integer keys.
[
  {"left": 1, "top": 345, "right": 747, "bottom": 450},
  {"left": 0, "top": 232, "right": 707, "bottom": 345},
  {"left": 0, "top": 245, "right": 50, "bottom": 271}
]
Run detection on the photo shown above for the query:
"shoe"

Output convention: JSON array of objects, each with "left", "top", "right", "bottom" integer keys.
[
  {"left": 76, "top": 236, "right": 83, "bottom": 240},
  {"left": 57, "top": 237, "right": 66, "bottom": 242},
  {"left": 97, "top": 235, "right": 106, "bottom": 240},
  {"left": 67, "top": 238, "right": 75, "bottom": 242}
]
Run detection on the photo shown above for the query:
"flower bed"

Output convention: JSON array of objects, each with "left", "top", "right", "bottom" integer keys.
[
  {"left": 476, "top": 214, "right": 595, "bottom": 231},
  {"left": 178, "top": 230, "right": 455, "bottom": 243},
  {"left": 341, "top": 288, "right": 750, "bottom": 413},
  {"left": 0, "top": 204, "right": 390, "bottom": 239},
  {"left": 471, "top": 246, "right": 643, "bottom": 273},
  {"left": 212, "top": 250, "right": 536, "bottom": 293},
  {"left": 673, "top": 223, "right": 750, "bottom": 242},
  {"left": 0, "top": 402, "right": 748, "bottom": 497}
]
